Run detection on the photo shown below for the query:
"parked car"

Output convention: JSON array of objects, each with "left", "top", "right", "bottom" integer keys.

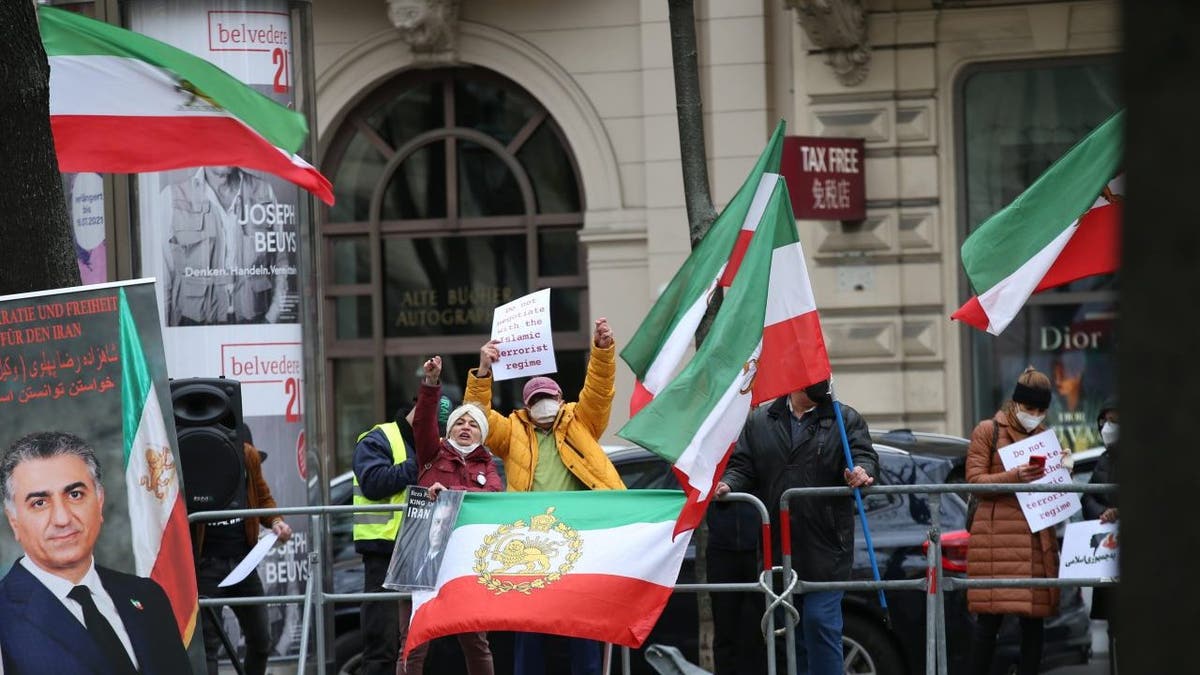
[{"left": 328, "top": 436, "right": 1092, "bottom": 675}]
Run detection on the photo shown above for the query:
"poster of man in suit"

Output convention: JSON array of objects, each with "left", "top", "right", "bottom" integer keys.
[
  {"left": 0, "top": 280, "right": 204, "bottom": 673},
  {"left": 384, "top": 487, "right": 463, "bottom": 591}
]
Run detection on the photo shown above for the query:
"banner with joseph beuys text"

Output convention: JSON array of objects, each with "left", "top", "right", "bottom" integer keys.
[
  {"left": 0, "top": 280, "right": 205, "bottom": 673},
  {"left": 129, "top": 0, "right": 311, "bottom": 660}
]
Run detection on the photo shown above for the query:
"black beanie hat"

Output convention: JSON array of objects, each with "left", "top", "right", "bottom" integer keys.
[{"left": 1096, "top": 398, "right": 1118, "bottom": 433}]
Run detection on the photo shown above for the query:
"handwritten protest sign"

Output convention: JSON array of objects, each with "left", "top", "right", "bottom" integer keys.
[
  {"left": 490, "top": 289, "right": 556, "bottom": 381},
  {"left": 997, "top": 430, "right": 1081, "bottom": 532},
  {"left": 1059, "top": 520, "right": 1119, "bottom": 579}
]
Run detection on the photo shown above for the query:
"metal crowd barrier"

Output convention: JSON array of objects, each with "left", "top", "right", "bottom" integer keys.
[{"left": 187, "top": 481, "right": 1116, "bottom": 675}]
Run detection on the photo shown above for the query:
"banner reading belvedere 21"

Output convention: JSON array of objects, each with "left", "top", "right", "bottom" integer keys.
[
  {"left": 0, "top": 280, "right": 205, "bottom": 673},
  {"left": 128, "top": 0, "right": 311, "bottom": 660}
]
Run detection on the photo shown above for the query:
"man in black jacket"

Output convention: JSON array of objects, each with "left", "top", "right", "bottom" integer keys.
[{"left": 716, "top": 379, "right": 878, "bottom": 675}]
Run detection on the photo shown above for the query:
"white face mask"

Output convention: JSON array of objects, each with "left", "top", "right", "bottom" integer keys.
[
  {"left": 1101, "top": 421, "right": 1119, "bottom": 447},
  {"left": 529, "top": 398, "right": 561, "bottom": 425},
  {"left": 1016, "top": 411, "right": 1045, "bottom": 432},
  {"left": 447, "top": 439, "right": 475, "bottom": 455}
]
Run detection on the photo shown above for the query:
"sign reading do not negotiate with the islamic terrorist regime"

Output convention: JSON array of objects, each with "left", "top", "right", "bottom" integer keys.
[{"left": 490, "top": 289, "right": 556, "bottom": 381}]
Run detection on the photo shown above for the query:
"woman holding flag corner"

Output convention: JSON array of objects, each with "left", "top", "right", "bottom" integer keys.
[{"left": 715, "top": 379, "right": 877, "bottom": 675}]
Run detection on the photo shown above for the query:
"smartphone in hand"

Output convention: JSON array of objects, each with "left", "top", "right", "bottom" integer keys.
[{"left": 1029, "top": 454, "right": 1046, "bottom": 469}]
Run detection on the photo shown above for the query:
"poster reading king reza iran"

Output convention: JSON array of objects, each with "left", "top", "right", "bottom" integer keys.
[{"left": 129, "top": 0, "right": 312, "bottom": 661}]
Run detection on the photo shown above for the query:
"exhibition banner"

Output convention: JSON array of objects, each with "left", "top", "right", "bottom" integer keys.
[{"left": 129, "top": 0, "right": 310, "bottom": 658}]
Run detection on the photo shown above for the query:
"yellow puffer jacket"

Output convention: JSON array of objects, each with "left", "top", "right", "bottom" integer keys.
[{"left": 464, "top": 342, "right": 626, "bottom": 492}]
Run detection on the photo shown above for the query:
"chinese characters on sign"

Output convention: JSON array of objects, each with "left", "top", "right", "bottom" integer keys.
[{"left": 780, "top": 136, "right": 866, "bottom": 221}]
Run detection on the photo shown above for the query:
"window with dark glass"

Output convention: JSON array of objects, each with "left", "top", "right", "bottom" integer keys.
[
  {"left": 959, "top": 59, "right": 1119, "bottom": 453},
  {"left": 321, "top": 68, "right": 587, "bottom": 473}
]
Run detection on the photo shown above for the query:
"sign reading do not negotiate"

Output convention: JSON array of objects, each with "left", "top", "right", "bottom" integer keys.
[{"left": 490, "top": 289, "right": 556, "bottom": 381}]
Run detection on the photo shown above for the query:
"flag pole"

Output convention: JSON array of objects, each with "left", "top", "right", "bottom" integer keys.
[{"left": 830, "top": 388, "right": 889, "bottom": 621}]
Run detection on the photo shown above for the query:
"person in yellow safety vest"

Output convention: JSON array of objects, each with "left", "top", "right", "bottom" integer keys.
[{"left": 353, "top": 403, "right": 420, "bottom": 675}]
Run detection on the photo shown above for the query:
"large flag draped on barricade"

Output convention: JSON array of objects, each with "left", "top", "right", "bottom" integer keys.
[
  {"left": 119, "top": 289, "right": 199, "bottom": 644},
  {"left": 38, "top": 6, "right": 334, "bottom": 205},
  {"left": 620, "top": 175, "right": 831, "bottom": 535},
  {"left": 952, "top": 112, "right": 1124, "bottom": 335},
  {"left": 622, "top": 121, "right": 786, "bottom": 416},
  {"left": 404, "top": 490, "right": 691, "bottom": 656}
]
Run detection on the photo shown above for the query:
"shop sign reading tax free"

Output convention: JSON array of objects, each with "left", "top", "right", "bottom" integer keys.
[{"left": 781, "top": 136, "right": 866, "bottom": 221}]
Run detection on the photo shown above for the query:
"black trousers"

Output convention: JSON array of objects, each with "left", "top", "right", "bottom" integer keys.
[
  {"left": 969, "top": 613, "right": 1044, "bottom": 675},
  {"left": 362, "top": 552, "right": 403, "bottom": 675},
  {"left": 709, "top": 546, "right": 767, "bottom": 675},
  {"left": 196, "top": 556, "right": 272, "bottom": 675}
]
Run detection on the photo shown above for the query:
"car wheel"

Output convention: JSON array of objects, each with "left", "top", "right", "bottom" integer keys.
[
  {"left": 334, "top": 629, "right": 363, "bottom": 675},
  {"left": 843, "top": 613, "right": 906, "bottom": 675}
]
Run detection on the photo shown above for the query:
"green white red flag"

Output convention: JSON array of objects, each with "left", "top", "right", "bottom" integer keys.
[
  {"left": 119, "top": 289, "right": 199, "bottom": 645},
  {"left": 38, "top": 6, "right": 334, "bottom": 205},
  {"left": 619, "top": 176, "right": 830, "bottom": 534},
  {"left": 952, "top": 112, "right": 1123, "bottom": 334},
  {"left": 405, "top": 490, "right": 690, "bottom": 655},
  {"left": 621, "top": 122, "right": 786, "bottom": 416}
]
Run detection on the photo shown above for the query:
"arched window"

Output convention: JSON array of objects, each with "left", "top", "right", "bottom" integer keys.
[{"left": 321, "top": 67, "right": 586, "bottom": 472}]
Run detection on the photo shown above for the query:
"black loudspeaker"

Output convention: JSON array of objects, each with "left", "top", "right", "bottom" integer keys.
[{"left": 169, "top": 377, "right": 247, "bottom": 514}]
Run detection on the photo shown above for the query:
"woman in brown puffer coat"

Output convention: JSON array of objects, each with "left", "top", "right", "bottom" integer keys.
[{"left": 966, "top": 365, "right": 1060, "bottom": 675}]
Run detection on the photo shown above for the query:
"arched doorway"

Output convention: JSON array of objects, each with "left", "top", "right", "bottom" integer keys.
[{"left": 321, "top": 67, "right": 587, "bottom": 471}]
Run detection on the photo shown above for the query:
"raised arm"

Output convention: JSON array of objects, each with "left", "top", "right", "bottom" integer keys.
[
  {"left": 574, "top": 318, "right": 616, "bottom": 438},
  {"left": 465, "top": 339, "right": 513, "bottom": 458},
  {"left": 414, "top": 356, "right": 444, "bottom": 469}
]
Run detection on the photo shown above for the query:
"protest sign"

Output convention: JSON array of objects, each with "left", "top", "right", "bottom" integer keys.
[
  {"left": 997, "top": 430, "right": 1081, "bottom": 532},
  {"left": 1059, "top": 520, "right": 1119, "bottom": 579},
  {"left": 490, "top": 289, "right": 556, "bottom": 381},
  {"left": 0, "top": 280, "right": 205, "bottom": 670},
  {"left": 384, "top": 487, "right": 465, "bottom": 591}
]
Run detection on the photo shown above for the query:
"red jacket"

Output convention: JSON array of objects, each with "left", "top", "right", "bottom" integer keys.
[{"left": 414, "top": 382, "right": 502, "bottom": 492}]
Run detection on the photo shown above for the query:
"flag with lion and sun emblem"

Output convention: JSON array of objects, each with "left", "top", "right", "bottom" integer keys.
[{"left": 402, "top": 490, "right": 690, "bottom": 654}]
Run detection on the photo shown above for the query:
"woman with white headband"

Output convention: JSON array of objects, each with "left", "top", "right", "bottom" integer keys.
[{"left": 396, "top": 355, "right": 500, "bottom": 675}]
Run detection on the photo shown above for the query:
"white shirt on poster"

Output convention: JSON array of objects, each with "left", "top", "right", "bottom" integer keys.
[{"left": 19, "top": 556, "right": 140, "bottom": 667}]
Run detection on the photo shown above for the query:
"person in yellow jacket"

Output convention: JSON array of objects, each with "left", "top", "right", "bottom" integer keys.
[{"left": 466, "top": 317, "right": 624, "bottom": 674}]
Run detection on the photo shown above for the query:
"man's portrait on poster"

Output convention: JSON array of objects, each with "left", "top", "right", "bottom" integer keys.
[
  {"left": 159, "top": 166, "right": 299, "bottom": 327},
  {"left": 385, "top": 486, "right": 462, "bottom": 591},
  {"left": 0, "top": 431, "right": 190, "bottom": 674}
]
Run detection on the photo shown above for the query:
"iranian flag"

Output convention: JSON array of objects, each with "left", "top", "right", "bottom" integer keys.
[
  {"left": 622, "top": 122, "right": 785, "bottom": 416},
  {"left": 952, "top": 112, "right": 1123, "bottom": 335},
  {"left": 405, "top": 490, "right": 690, "bottom": 654},
  {"left": 119, "top": 289, "right": 199, "bottom": 644},
  {"left": 620, "top": 177, "right": 830, "bottom": 534},
  {"left": 38, "top": 6, "right": 334, "bottom": 205}
]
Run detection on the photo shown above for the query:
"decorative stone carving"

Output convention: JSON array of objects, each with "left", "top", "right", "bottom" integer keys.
[
  {"left": 387, "top": 0, "right": 460, "bottom": 59},
  {"left": 785, "top": 0, "right": 871, "bottom": 87}
]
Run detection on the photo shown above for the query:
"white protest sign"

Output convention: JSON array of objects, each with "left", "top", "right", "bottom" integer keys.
[
  {"left": 490, "top": 289, "right": 556, "bottom": 381},
  {"left": 1059, "top": 520, "right": 1119, "bottom": 579},
  {"left": 218, "top": 532, "right": 279, "bottom": 587},
  {"left": 997, "top": 429, "right": 1081, "bottom": 532}
]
